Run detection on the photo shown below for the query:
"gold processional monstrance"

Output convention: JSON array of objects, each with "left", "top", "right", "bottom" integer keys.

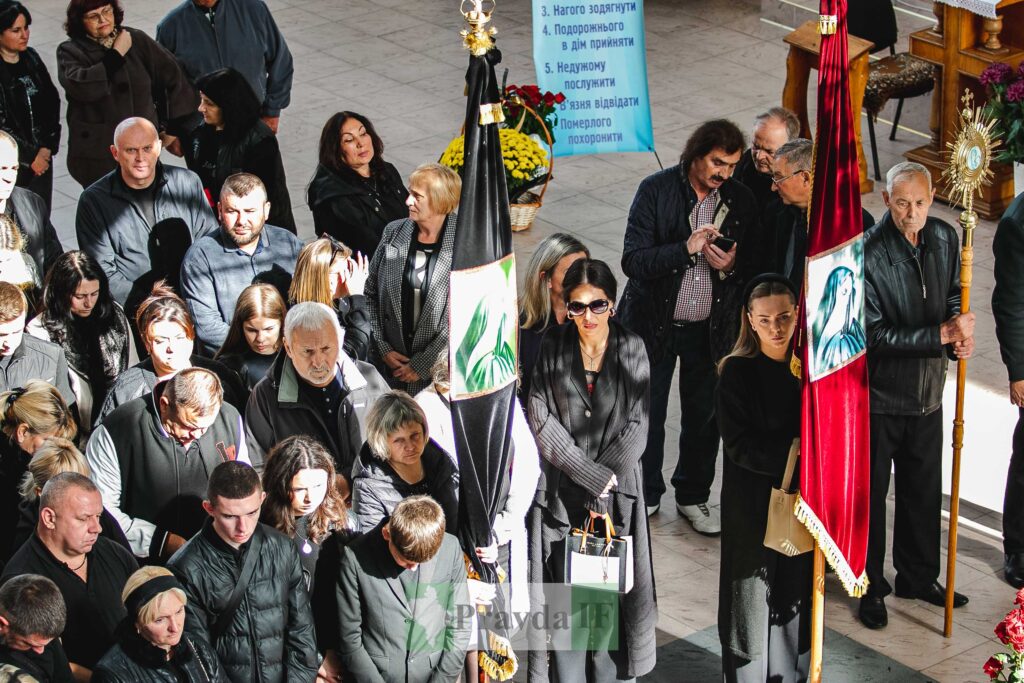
[{"left": 940, "top": 89, "right": 999, "bottom": 638}]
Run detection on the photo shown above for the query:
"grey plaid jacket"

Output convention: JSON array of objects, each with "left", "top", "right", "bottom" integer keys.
[{"left": 366, "top": 213, "right": 457, "bottom": 394}]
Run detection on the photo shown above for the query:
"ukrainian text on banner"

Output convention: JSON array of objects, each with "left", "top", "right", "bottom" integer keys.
[{"left": 531, "top": 0, "right": 654, "bottom": 156}]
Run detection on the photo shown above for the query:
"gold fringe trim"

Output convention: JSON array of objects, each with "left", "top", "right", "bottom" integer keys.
[
  {"left": 479, "top": 631, "right": 518, "bottom": 680},
  {"left": 795, "top": 494, "right": 870, "bottom": 597}
]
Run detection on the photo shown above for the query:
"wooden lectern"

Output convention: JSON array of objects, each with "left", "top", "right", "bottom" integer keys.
[
  {"left": 782, "top": 20, "right": 875, "bottom": 194},
  {"left": 908, "top": 0, "right": 1024, "bottom": 219}
]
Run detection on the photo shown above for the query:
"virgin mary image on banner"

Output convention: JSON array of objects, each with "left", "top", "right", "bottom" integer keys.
[{"left": 807, "top": 239, "right": 867, "bottom": 380}]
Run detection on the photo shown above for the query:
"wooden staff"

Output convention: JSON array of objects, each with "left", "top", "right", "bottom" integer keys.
[
  {"left": 945, "top": 207, "right": 975, "bottom": 637},
  {"left": 810, "top": 546, "right": 825, "bottom": 682}
]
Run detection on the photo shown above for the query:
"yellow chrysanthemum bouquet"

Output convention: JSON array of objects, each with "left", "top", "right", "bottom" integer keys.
[{"left": 440, "top": 127, "right": 549, "bottom": 202}]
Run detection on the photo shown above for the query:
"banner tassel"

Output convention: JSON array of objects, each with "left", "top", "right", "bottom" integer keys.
[{"left": 795, "top": 494, "right": 869, "bottom": 597}]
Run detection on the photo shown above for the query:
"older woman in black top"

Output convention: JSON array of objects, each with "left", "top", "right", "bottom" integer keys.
[
  {"left": 184, "top": 67, "right": 295, "bottom": 233},
  {"left": 716, "top": 274, "right": 809, "bottom": 682},
  {"left": 0, "top": 0, "right": 60, "bottom": 208},
  {"left": 527, "top": 258, "right": 656, "bottom": 682},
  {"left": 366, "top": 162, "right": 459, "bottom": 395},
  {"left": 307, "top": 111, "right": 408, "bottom": 258}
]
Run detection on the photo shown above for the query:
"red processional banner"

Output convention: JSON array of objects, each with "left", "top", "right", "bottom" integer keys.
[{"left": 794, "top": 0, "right": 871, "bottom": 597}]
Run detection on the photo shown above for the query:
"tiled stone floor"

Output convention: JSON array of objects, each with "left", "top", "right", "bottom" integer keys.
[{"left": 22, "top": 0, "right": 1017, "bottom": 678}]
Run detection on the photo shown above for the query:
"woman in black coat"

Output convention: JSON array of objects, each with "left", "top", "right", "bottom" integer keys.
[
  {"left": 27, "top": 251, "right": 131, "bottom": 433},
  {"left": 526, "top": 259, "right": 656, "bottom": 682},
  {"left": 184, "top": 67, "right": 294, "bottom": 233},
  {"left": 92, "top": 566, "right": 226, "bottom": 682},
  {"left": 716, "top": 274, "right": 809, "bottom": 682},
  {"left": 56, "top": 0, "right": 197, "bottom": 188},
  {"left": 0, "top": 0, "right": 60, "bottom": 208},
  {"left": 307, "top": 111, "right": 408, "bottom": 258}
]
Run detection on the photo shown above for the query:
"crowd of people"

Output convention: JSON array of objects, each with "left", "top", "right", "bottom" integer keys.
[{"left": 0, "top": 0, "right": 1014, "bottom": 681}]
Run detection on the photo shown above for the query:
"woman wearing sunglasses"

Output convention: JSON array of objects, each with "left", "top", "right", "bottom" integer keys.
[{"left": 526, "top": 258, "right": 657, "bottom": 682}]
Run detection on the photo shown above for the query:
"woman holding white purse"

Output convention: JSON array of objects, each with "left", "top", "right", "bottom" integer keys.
[
  {"left": 526, "top": 258, "right": 656, "bottom": 683},
  {"left": 716, "top": 273, "right": 810, "bottom": 682}
]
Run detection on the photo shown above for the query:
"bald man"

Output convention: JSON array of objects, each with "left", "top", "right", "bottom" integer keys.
[{"left": 75, "top": 117, "right": 217, "bottom": 307}]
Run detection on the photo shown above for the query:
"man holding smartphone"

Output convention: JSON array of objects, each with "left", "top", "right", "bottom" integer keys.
[{"left": 617, "top": 119, "right": 758, "bottom": 529}]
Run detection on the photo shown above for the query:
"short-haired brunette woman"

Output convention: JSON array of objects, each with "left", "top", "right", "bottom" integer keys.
[
  {"left": 716, "top": 273, "right": 810, "bottom": 682},
  {"left": 526, "top": 258, "right": 656, "bottom": 682}
]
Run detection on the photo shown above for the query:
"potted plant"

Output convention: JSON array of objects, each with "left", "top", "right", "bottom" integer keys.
[
  {"left": 983, "top": 587, "right": 1024, "bottom": 681},
  {"left": 980, "top": 61, "right": 1024, "bottom": 195},
  {"left": 440, "top": 83, "right": 564, "bottom": 231}
]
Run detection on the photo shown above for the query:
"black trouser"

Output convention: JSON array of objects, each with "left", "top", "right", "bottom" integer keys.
[
  {"left": 865, "top": 410, "right": 943, "bottom": 598},
  {"left": 1003, "top": 408, "right": 1024, "bottom": 554},
  {"left": 641, "top": 320, "right": 720, "bottom": 505}
]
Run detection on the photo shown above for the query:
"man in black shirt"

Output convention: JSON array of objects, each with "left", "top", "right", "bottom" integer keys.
[
  {"left": 0, "top": 574, "right": 72, "bottom": 682},
  {"left": 733, "top": 107, "right": 800, "bottom": 213},
  {"left": 1, "top": 472, "right": 137, "bottom": 679}
]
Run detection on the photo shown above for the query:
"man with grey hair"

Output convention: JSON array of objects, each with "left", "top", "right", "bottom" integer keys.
[
  {"left": 734, "top": 106, "right": 801, "bottom": 211},
  {"left": 1, "top": 473, "right": 137, "bottom": 679},
  {"left": 247, "top": 302, "right": 389, "bottom": 494},
  {"left": 76, "top": 117, "right": 217, "bottom": 307},
  {"left": 0, "top": 574, "right": 70, "bottom": 682},
  {"left": 750, "top": 138, "right": 874, "bottom": 284},
  {"left": 859, "top": 161, "right": 973, "bottom": 629},
  {"left": 0, "top": 132, "right": 62, "bottom": 279},
  {"left": 180, "top": 172, "right": 302, "bottom": 354},
  {"left": 86, "top": 366, "right": 256, "bottom": 563}
]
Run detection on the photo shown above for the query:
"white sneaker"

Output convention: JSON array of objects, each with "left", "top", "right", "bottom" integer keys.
[
  {"left": 646, "top": 503, "right": 660, "bottom": 516},
  {"left": 677, "top": 503, "right": 721, "bottom": 536}
]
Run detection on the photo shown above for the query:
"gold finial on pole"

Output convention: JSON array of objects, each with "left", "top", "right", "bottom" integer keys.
[
  {"left": 939, "top": 89, "right": 1000, "bottom": 638},
  {"left": 460, "top": 0, "right": 497, "bottom": 55}
]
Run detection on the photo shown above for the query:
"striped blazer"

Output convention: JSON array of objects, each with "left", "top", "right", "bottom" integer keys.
[{"left": 365, "top": 213, "right": 457, "bottom": 394}]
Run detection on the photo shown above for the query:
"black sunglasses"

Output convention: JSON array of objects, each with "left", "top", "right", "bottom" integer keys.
[
  {"left": 567, "top": 299, "right": 611, "bottom": 317},
  {"left": 319, "top": 233, "right": 350, "bottom": 259}
]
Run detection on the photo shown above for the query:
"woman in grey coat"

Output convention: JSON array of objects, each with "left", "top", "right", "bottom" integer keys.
[
  {"left": 56, "top": 0, "right": 196, "bottom": 188},
  {"left": 527, "top": 259, "right": 656, "bottom": 682}
]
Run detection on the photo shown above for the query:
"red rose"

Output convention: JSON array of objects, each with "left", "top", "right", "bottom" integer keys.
[
  {"left": 984, "top": 656, "right": 1004, "bottom": 678},
  {"left": 996, "top": 608, "right": 1024, "bottom": 651},
  {"left": 543, "top": 92, "right": 554, "bottom": 105},
  {"left": 555, "top": 93, "right": 566, "bottom": 104},
  {"left": 1015, "top": 587, "right": 1024, "bottom": 606}
]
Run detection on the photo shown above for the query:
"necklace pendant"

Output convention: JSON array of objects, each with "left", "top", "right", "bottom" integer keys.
[{"left": 302, "top": 540, "right": 313, "bottom": 554}]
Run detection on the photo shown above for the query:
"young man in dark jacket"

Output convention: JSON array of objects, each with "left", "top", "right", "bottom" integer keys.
[
  {"left": 168, "top": 460, "right": 321, "bottom": 683},
  {"left": 0, "top": 574, "right": 72, "bottom": 683},
  {"left": 617, "top": 119, "right": 757, "bottom": 530},
  {"left": 859, "top": 161, "right": 973, "bottom": 629},
  {"left": 0, "top": 282, "right": 75, "bottom": 408},
  {"left": 247, "top": 302, "right": 389, "bottom": 493},
  {"left": 85, "top": 368, "right": 258, "bottom": 563}
]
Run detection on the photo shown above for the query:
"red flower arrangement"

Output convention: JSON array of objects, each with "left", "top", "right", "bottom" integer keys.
[
  {"left": 503, "top": 84, "right": 566, "bottom": 144},
  {"left": 985, "top": 588, "right": 1024, "bottom": 680}
]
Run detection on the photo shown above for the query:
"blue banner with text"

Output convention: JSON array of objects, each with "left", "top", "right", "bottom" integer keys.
[{"left": 531, "top": 0, "right": 654, "bottom": 157}]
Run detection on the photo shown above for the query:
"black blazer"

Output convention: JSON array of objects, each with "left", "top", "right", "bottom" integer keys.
[{"left": 527, "top": 321, "right": 650, "bottom": 515}]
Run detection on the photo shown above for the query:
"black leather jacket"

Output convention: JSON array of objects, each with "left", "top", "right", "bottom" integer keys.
[
  {"left": 92, "top": 626, "right": 226, "bottom": 682},
  {"left": 618, "top": 165, "right": 758, "bottom": 362},
  {"left": 992, "top": 192, "right": 1024, "bottom": 382},
  {"left": 864, "top": 212, "right": 960, "bottom": 415}
]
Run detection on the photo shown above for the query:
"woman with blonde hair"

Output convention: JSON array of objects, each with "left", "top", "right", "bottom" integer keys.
[
  {"left": 0, "top": 380, "right": 76, "bottom": 562},
  {"left": 366, "top": 162, "right": 461, "bottom": 394},
  {"left": 13, "top": 436, "right": 130, "bottom": 553},
  {"left": 518, "top": 233, "right": 589, "bottom": 401},
  {"left": 92, "top": 566, "right": 225, "bottom": 681},
  {"left": 288, "top": 236, "right": 371, "bottom": 361},
  {"left": 0, "top": 213, "right": 39, "bottom": 307},
  {"left": 215, "top": 283, "right": 286, "bottom": 393}
]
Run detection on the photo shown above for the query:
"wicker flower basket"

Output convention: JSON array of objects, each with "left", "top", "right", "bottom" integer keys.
[{"left": 508, "top": 102, "right": 553, "bottom": 232}]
